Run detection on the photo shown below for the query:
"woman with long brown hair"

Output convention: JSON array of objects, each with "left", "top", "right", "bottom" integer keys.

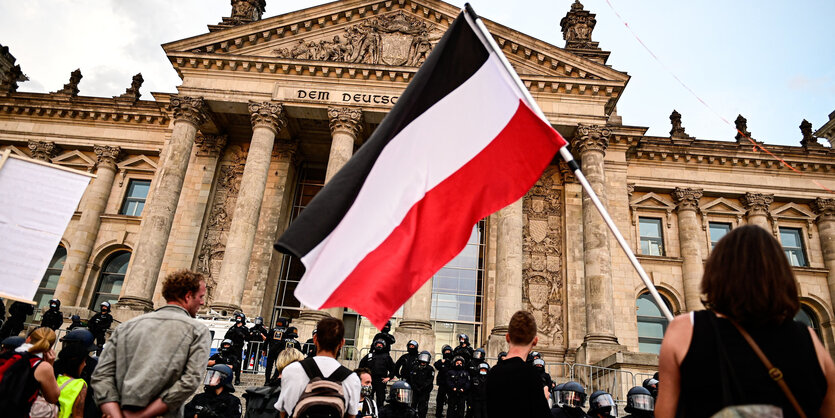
[{"left": 656, "top": 225, "right": 835, "bottom": 417}]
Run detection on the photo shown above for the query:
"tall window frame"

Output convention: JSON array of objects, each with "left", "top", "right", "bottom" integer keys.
[
  {"left": 636, "top": 292, "right": 672, "bottom": 355},
  {"left": 30, "top": 246, "right": 67, "bottom": 321},
  {"left": 91, "top": 251, "right": 130, "bottom": 309},
  {"left": 120, "top": 179, "right": 151, "bottom": 216},
  {"left": 779, "top": 227, "right": 808, "bottom": 267},
  {"left": 708, "top": 222, "right": 732, "bottom": 250},
  {"left": 639, "top": 217, "right": 665, "bottom": 256}
]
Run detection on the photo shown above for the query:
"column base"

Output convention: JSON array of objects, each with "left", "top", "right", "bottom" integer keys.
[
  {"left": 486, "top": 325, "right": 509, "bottom": 358},
  {"left": 394, "top": 319, "right": 435, "bottom": 355},
  {"left": 114, "top": 296, "right": 154, "bottom": 323},
  {"left": 210, "top": 302, "right": 242, "bottom": 317},
  {"left": 576, "top": 334, "right": 623, "bottom": 365}
]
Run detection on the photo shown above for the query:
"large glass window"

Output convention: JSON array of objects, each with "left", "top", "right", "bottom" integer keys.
[
  {"left": 120, "top": 179, "right": 151, "bottom": 216},
  {"left": 795, "top": 305, "right": 822, "bottom": 340},
  {"left": 779, "top": 227, "right": 808, "bottom": 267},
  {"left": 636, "top": 293, "right": 671, "bottom": 354},
  {"left": 639, "top": 217, "right": 665, "bottom": 256},
  {"left": 708, "top": 222, "right": 732, "bottom": 249},
  {"left": 91, "top": 251, "right": 130, "bottom": 309},
  {"left": 31, "top": 246, "right": 67, "bottom": 321}
]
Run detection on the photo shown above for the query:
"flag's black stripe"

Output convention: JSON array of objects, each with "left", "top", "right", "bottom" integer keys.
[{"left": 275, "top": 12, "right": 489, "bottom": 258}]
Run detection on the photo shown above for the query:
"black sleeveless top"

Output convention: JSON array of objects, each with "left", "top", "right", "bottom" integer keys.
[{"left": 677, "top": 310, "right": 827, "bottom": 417}]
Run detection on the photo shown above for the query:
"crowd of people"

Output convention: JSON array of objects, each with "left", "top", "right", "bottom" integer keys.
[{"left": 1, "top": 225, "right": 835, "bottom": 417}]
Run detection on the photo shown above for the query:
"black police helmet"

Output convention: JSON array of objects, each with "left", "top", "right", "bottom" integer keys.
[
  {"left": 530, "top": 351, "right": 541, "bottom": 360},
  {"left": 221, "top": 338, "right": 233, "bottom": 350},
  {"left": 589, "top": 390, "right": 618, "bottom": 417},
  {"left": 61, "top": 329, "right": 97, "bottom": 352},
  {"left": 285, "top": 326, "right": 299, "bottom": 339},
  {"left": 71, "top": 314, "right": 81, "bottom": 322},
  {"left": 389, "top": 380, "right": 412, "bottom": 404},
  {"left": 473, "top": 348, "right": 485, "bottom": 360},
  {"left": 49, "top": 299, "right": 60, "bottom": 309},
  {"left": 533, "top": 358, "right": 545, "bottom": 368},
  {"left": 452, "top": 355, "right": 465, "bottom": 369},
  {"left": 642, "top": 377, "right": 659, "bottom": 398},
  {"left": 498, "top": 351, "right": 507, "bottom": 360},
  {"left": 275, "top": 317, "right": 289, "bottom": 327},
  {"left": 457, "top": 333, "right": 469, "bottom": 345},
  {"left": 382, "top": 320, "right": 392, "bottom": 333},
  {"left": 254, "top": 317, "right": 263, "bottom": 325},
  {"left": 100, "top": 301, "right": 111, "bottom": 312},
  {"left": 407, "top": 340, "right": 418, "bottom": 351},
  {"left": 417, "top": 350, "right": 432, "bottom": 364},
  {"left": 206, "top": 364, "right": 235, "bottom": 392},
  {"left": 373, "top": 339, "right": 387, "bottom": 352},
  {"left": 441, "top": 344, "right": 452, "bottom": 356},
  {"left": 626, "top": 386, "right": 655, "bottom": 413},
  {"left": 560, "top": 381, "right": 587, "bottom": 408}
]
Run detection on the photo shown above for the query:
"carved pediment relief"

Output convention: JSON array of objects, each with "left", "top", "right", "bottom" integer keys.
[
  {"left": 117, "top": 155, "right": 158, "bottom": 173},
  {"left": 52, "top": 150, "right": 95, "bottom": 171},
  {"left": 629, "top": 192, "right": 675, "bottom": 227},
  {"left": 700, "top": 197, "right": 745, "bottom": 230},
  {"left": 771, "top": 202, "right": 815, "bottom": 238}
]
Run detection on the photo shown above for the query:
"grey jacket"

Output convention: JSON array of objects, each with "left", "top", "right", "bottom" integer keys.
[{"left": 91, "top": 305, "right": 211, "bottom": 418}]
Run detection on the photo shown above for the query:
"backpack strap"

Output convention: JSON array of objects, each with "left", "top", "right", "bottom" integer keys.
[
  {"left": 325, "top": 365, "right": 352, "bottom": 383},
  {"left": 299, "top": 357, "right": 324, "bottom": 380}
]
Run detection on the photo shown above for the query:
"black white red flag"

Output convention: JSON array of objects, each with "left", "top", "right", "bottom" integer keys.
[{"left": 275, "top": 9, "right": 568, "bottom": 328}]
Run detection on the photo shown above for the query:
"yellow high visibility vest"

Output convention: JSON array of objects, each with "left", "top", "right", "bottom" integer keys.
[{"left": 56, "top": 375, "right": 87, "bottom": 418}]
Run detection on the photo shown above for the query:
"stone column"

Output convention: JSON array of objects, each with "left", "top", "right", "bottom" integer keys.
[
  {"left": 118, "top": 96, "right": 208, "bottom": 315},
  {"left": 395, "top": 278, "right": 436, "bottom": 355},
  {"left": 573, "top": 125, "right": 619, "bottom": 364},
  {"left": 740, "top": 192, "right": 773, "bottom": 231},
  {"left": 296, "top": 107, "right": 364, "bottom": 329},
  {"left": 673, "top": 187, "right": 704, "bottom": 312},
  {"left": 211, "top": 102, "right": 287, "bottom": 314},
  {"left": 812, "top": 198, "right": 835, "bottom": 343},
  {"left": 54, "top": 145, "right": 121, "bottom": 305},
  {"left": 487, "top": 198, "right": 525, "bottom": 357}
]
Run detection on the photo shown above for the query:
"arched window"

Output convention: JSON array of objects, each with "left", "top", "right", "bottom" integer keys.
[
  {"left": 32, "top": 246, "right": 67, "bottom": 320},
  {"left": 636, "top": 293, "right": 672, "bottom": 355},
  {"left": 91, "top": 251, "right": 130, "bottom": 309},
  {"left": 795, "top": 305, "right": 822, "bottom": 340}
]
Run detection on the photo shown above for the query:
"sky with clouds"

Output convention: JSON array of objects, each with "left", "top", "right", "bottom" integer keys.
[{"left": 1, "top": 0, "right": 833, "bottom": 147}]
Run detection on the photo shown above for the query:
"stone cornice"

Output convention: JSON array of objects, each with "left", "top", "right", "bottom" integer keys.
[
  {"left": 0, "top": 94, "right": 169, "bottom": 126},
  {"left": 170, "top": 96, "right": 209, "bottom": 126},
  {"left": 328, "top": 106, "right": 364, "bottom": 138},
  {"left": 672, "top": 187, "right": 703, "bottom": 212},
  {"left": 249, "top": 101, "right": 287, "bottom": 133},
  {"left": 93, "top": 145, "right": 121, "bottom": 169},
  {"left": 811, "top": 197, "right": 835, "bottom": 222}
]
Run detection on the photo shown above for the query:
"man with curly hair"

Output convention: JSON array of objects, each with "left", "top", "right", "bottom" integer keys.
[{"left": 92, "top": 270, "right": 211, "bottom": 418}]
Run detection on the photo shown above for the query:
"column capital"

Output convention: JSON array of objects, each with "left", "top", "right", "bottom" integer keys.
[
  {"left": 27, "top": 139, "right": 60, "bottom": 161},
  {"left": 812, "top": 197, "right": 835, "bottom": 222},
  {"left": 571, "top": 124, "right": 610, "bottom": 156},
  {"left": 170, "top": 95, "right": 209, "bottom": 126},
  {"left": 740, "top": 192, "right": 773, "bottom": 216},
  {"left": 194, "top": 132, "right": 227, "bottom": 157},
  {"left": 273, "top": 139, "right": 298, "bottom": 161},
  {"left": 93, "top": 145, "right": 121, "bottom": 170},
  {"left": 673, "top": 187, "right": 703, "bottom": 212},
  {"left": 249, "top": 101, "right": 287, "bottom": 133},
  {"left": 328, "top": 106, "right": 364, "bottom": 139}
]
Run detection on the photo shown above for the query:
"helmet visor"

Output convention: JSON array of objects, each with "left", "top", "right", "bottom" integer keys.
[
  {"left": 592, "top": 394, "right": 618, "bottom": 417},
  {"left": 560, "top": 391, "right": 586, "bottom": 408},
  {"left": 203, "top": 369, "right": 225, "bottom": 387},
  {"left": 418, "top": 353, "right": 431, "bottom": 363},
  {"left": 630, "top": 394, "right": 655, "bottom": 412},
  {"left": 393, "top": 387, "right": 412, "bottom": 404}
]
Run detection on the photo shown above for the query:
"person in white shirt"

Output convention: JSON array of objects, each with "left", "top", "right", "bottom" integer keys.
[
  {"left": 355, "top": 367, "right": 379, "bottom": 417},
  {"left": 274, "top": 317, "right": 361, "bottom": 417}
]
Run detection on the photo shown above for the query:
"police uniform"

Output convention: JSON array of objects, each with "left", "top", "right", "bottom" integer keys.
[
  {"left": 379, "top": 402, "right": 419, "bottom": 418},
  {"left": 244, "top": 321, "right": 268, "bottom": 371},
  {"left": 184, "top": 389, "right": 242, "bottom": 418},
  {"left": 40, "top": 300, "right": 63, "bottom": 331},
  {"left": 395, "top": 346, "right": 419, "bottom": 382},
  {"left": 467, "top": 368, "right": 489, "bottom": 418},
  {"left": 445, "top": 359, "right": 471, "bottom": 418},
  {"left": 88, "top": 308, "right": 113, "bottom": 352},
  {"left": 359, "top": 342, "right": 395, "bottom": 411},
  {"left": 223, "top": 323, "right": 248, "bottom": 383},
  {"left": 263, "top": 324, "right": 286, "bottom": 383},
  {"left": 433, "top": 348, "right": 453, "bottom": 418},
  {"left": 409, "top": 360, "right": 435, "bottom": 418}
]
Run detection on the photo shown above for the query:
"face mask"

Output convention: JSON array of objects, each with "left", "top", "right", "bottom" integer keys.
[{"left": 361, "top": 385, "right": 373, "bottom": 397}]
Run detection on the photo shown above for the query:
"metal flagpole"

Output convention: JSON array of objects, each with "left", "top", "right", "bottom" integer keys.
[{"left": 463, "top": 4, "right": 675, "bottom": 322}]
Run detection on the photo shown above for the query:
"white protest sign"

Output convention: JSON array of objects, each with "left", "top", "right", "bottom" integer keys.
[{"left": 0, "top": 150, "right": 93, "bottom": 303}]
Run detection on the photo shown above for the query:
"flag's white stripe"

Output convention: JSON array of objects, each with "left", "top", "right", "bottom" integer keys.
[{"left": 297, "top": 54, "right": 520, "bottom": 308}]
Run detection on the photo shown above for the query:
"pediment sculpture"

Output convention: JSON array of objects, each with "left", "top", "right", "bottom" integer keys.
[{"left": 273, "top": 11, "right": 444, "bottom": 66}]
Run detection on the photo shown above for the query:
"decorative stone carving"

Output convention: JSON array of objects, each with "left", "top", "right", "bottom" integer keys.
[
  {"left": 115, "top": 73, "right": 143, "bottom": 103},
  {"left": 249, "top": 102, "right": 287, "bottom": 132},
  {"left": 558, "top": 160, "right": 578, "bottom": 184},
  {"left": 734, "top": 114, "right": 753, "bottom": 143},
  {"left": 93, "top": 145, "right": 121, "bottom": 169},
  {"left": 740, "top": 192, "right": 773, "bottom": 216},
  {"left": 273, "top": 139, "right": 298, "bottom": 161},
  {"left": 673, "top": 187, "right": 703, "bottom": 212},
  {"left": 328, "top": 107, "right": 364, "bottom": 138},
  {"left": 522, "top": 166, "right": 565, "bottom": 346},
  {"left": 53, "top": 69, "right": 82, "bottom": 98},
  {"left": 571, "top": 124, "right": 610, "bottom": 156},
  {"left": 170, "top": 96, "right": 209, "bottom": 126},
  {"left": 812, "top": 198, "right": 835, "bottom": 221},
  {"left": 27, "top": 140, "right": 59, "bottom": 161},
  {"left": 273, "top": 11, "right": 442, "bottom": 67},
  {"left": 669, "top": 110, "right": 692, "bottom": 139},
  {"left": 194, "top": 132, "right": 227, "bottom": 157},
  {"left": 627, "top": 183, "right": 635, "bottom": 198},
  {"left": 560, "top": 0, "right": 597, "bottom": 49},
  {"left": 0, "top": 44, "right": 28, "bottom": 94},
  {"left": 197, "top": 150, "right": 246, "bottom": 304},
  {"left": 800, "top": 119, "right": 823, "bottom": 149},
  {"left": 230, "top": 0, "right": 266, "bottom": 24}
]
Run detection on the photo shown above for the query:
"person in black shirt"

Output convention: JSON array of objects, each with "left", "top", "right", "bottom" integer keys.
[
  {"left": 40, "top": 299, "right": 64, "bottom": 330},
  {"left": 433, "top": 344, "right": 454, "bottom": 418},
  {"left": 87, "top": 301, "right": 113, "bottom": 354},
  {"left": 453, "top": 333, "right": 473, "bottom": 363},
  {"left": 223, "top": 313, "right": 248, "bottom": 385},
  {"left": 467, "top": 362, "right": 489, "bottom": 418},
  {"left": 395, "top": 339, "right": 420, "bottom": 382},
  {"left": 359, "top": 338, "right": 395, "bottom": 411},
  {"left": 0, "top": 301, "right": 34, "bottom": 339},
  {"left": 409, "top": 351, "right": 434, "bottom": 418},
  {"left": 185, "top": 364, "right": 242, "bottom": 418},
  {"left": 244, "top": 316, "right": 268, "bottom": 371},
  {"left": 303, "top": 328, "right": 317, "bottom": 358},
  {"left": 263, "top": 317, "right": 288, "bottom": 383},
  {"left": 68, "top": 315, "right": 84, "bottom": 330},
  {"left": 372, "top": 320, "right": 396, "bottom": 354},
  {"left": 209, "top": 339, "right": 238, "bottom": 368},
  {"left": 445, "top": 356, "right": 471, "bottom": 418},
  {"left": 486, "top": 310, "right": 551, "bottom": 418}
]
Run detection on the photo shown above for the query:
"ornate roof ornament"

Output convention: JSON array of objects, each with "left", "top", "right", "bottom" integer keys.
[
  {"left": 225, "top": 0, "right": 266, "bottom": 26},
  {"left": 811, "top": 197, "right": 835, "bottom": 221},
  {"left": 272, "top": 11, "right": 442, "bottom": 67},
  {"left": 559, "top": 0, "right": 609, "bottom": 63},
  {"left": 669, "top": 110, "right": 692, "bottom": 140},
  {"left": 53, "top": 69, "right": 82, "bottom": 98},
  {"left": 194, "top": 132, "right": 228, "bottom": 157},
  {"left": 115, "top": 73, "right": 143, "bottom": 103},
  {"left": 734, "top": 114, "right": 753, "bottom": 144},
  {"left": 0, "top": 44, "right": 28, "bottom": 94},
  {"left": 799, "top": 119, "right": 823, "bottom": 149}
]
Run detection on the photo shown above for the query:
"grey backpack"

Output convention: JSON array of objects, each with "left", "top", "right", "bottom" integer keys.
[{"left": 293, "top": 357, "right": 353, "bottom": 418}]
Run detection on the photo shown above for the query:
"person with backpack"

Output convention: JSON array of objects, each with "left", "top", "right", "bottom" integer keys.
[
  {"left": 242, "top": 347, "right": 305, "bottom": 418},
  {"left": 0, "top": 327, "right": 60, "bottom": 418},
  {"left": 185, "top": 364, "right": 242, "bottom": 418},
  {"left": 1, "top": 336, "right": 25, "bottom": 357},
  {"left": 359, "top": 338, "right": 395, "bottom": 411},
  {"left": 274, "top": 317, "right": 360, "bottom": 418},
  {"left": 54, "top": 343, "right": 89, "bottom": 418}
]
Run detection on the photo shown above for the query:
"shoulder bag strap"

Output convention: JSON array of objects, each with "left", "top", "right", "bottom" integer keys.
[
  {"left": 725, "top": 318, "right": 807, "bottom": 418},
  {"left": 299, "top": 357, "right": 324, "bottom": 380}
]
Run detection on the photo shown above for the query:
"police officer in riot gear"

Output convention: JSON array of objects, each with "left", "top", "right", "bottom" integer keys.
[
  {"left": 372, "top": 320, "right": 396, "bottom": 354},
  {"left": 642, "top": 377, "right": 659, "bottom": 399},
  {"left": 445, "top": 355, "right": 471, "bottom": 418},
  {"left": 409, "top": 350, "right": 434, "bottom": 418},
  {"left": 587, "top": 390, "right": 618, "bottom": 418},
  {"left": 395, "top": 340, "right": 420, "bottom": 382},
  {"left": 433, "top": 344, "right": 454, "bottom": 418},
  {"left": 469, "top": 347, "right": 486, "bottom": 376},
  {"left": 497, "top": 351, "right": 507, "bottom": 362},
  {"left": 379, "top": 381, "right": 418, "bottom": 418},
  {"left": 185, "top": 364, "right": 242, "bottom": 418},
  {"left": 223, "top": 313, "right": 248, "bottom": 385},
  {"left": 467, "top": 362, "right": 489, "bottom": 418},
  {"left": 303, "top": 328, "right": 317, "bottom": 358},
  {"left": 359, "top": 338, "right": 395, "bottom": 411},
  {"left": 68, "top": 314, "right": 84, "bottom": 330},
  {"left": 209, "top": 339, "right": 237, "bottom": 368},
  {"left": 533, "top": 358, "right": 555, "bottom": 391},
  {"left": 527, "top": 350, "right": 543, "bottom": 365},
  {"left": 282, "top": 326, "right": 302, "bottom": 351},
  {"left": 41, "top": 298, "right": 64, "bottom": 330},
  {"left": 88, "top": 301, "right": 113, "bottom": 354},
  {"left": 264, "top": 317, "right": 289, "bottom": 384},
  {"left": 552, "top": 381, "right": 589, "bottom": 418},
  {"left": 244, "top": 316, "right": 267, "bottom": 371},
  {"left": 622, "top": 386, "right": 654, "bottom": 418},
  {"left": 453, "top": 333, "right": 473, "bottom": 362}
]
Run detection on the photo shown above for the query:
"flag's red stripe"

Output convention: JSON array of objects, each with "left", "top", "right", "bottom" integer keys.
[{"left": 320, "top": 101, "right": 566, "bottom": 328}]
